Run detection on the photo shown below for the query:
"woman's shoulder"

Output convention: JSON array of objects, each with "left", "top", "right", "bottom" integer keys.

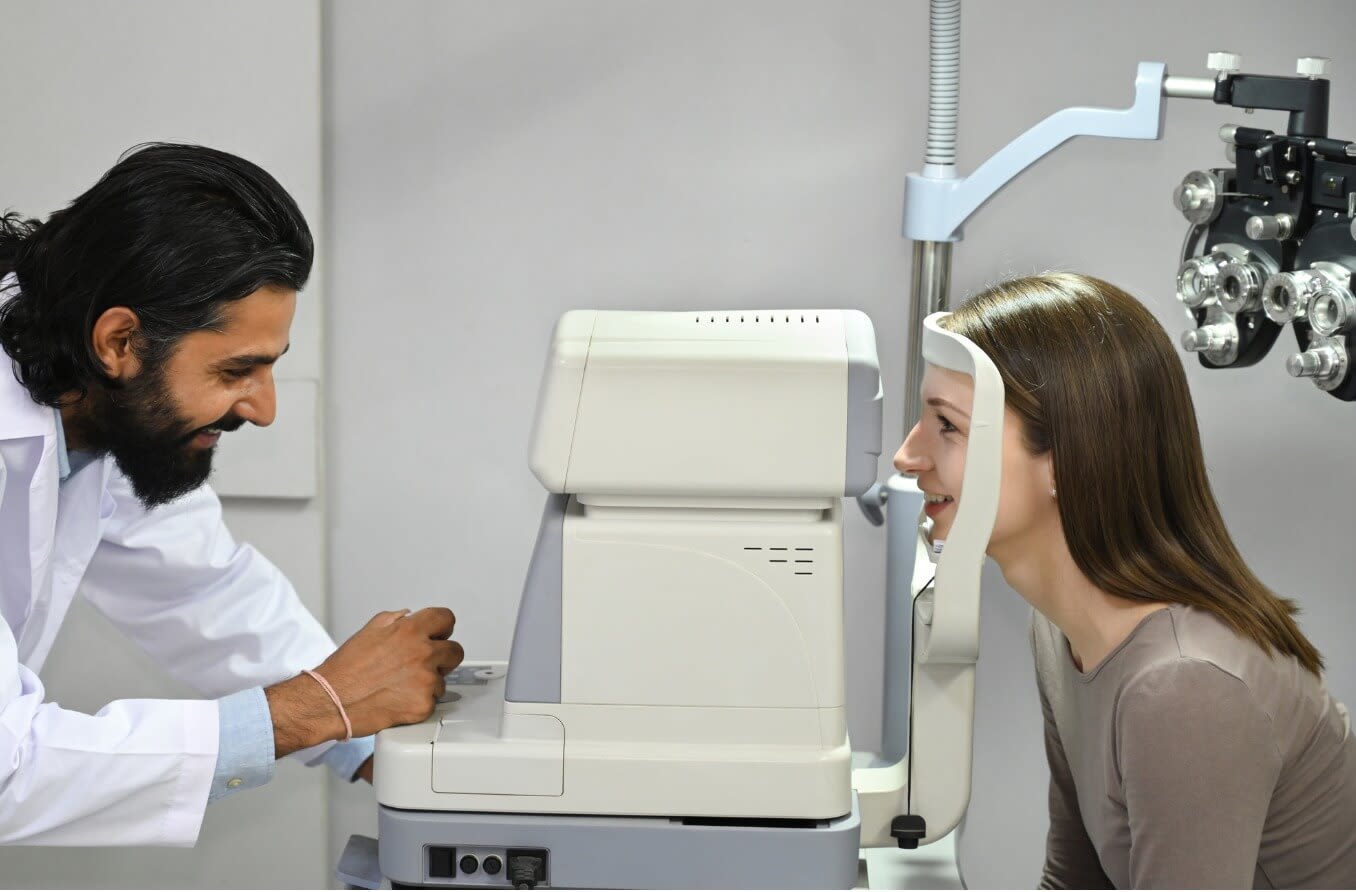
[
  {"left": 1028, "top": 602, "right": 1307, "bottom": 696},
  {"left": 1112, "top": 614, "right": 1278, "bottom": 751},
  {"left": 1150, "top": 603, "right": 1285, "bottom": 680},
  {"left": 1109, "top": 605, "right": 1262, "bottom": 691},
  {"left": 1118, "top": 605, "right": 1335, "bottom": 741}
]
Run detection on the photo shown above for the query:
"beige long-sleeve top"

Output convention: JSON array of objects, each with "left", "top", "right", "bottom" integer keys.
[{"left": 1031, "top": 604, "right": 1356, "bottom": 889}]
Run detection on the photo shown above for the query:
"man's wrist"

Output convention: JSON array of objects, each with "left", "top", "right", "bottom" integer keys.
[{"left": 265, "top": 674, "right": 346, "bottom": 757}]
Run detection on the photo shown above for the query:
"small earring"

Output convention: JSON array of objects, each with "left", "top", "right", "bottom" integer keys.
[{"left": 1050, "top": 488, "right": 1057, "bottom": 498}]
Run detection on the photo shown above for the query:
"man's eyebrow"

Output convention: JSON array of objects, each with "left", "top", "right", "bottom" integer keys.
[
  {"left": 217, "top": 343, "right": 290, "bottom": 368},
  {"left": 926, "top": 396, "right": 971, "bottom": 419}
]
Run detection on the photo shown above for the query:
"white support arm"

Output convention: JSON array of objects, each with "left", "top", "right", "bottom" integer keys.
[{"left": 903, "top": 62, "right": 1167, "bottom": 243}]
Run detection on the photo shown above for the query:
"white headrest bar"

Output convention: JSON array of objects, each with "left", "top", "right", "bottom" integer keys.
[{"left": 917, "top": 312, "right": 1005, "bottom": 663}]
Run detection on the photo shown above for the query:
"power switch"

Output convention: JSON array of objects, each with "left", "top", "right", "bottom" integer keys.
[{"left": 429, "top": 846, "right": 457, "bottom": 878}]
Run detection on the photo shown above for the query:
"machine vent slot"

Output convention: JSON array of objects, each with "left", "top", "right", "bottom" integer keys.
[{"left": 693, "top": 314, "right": 822, "bottom": 324}]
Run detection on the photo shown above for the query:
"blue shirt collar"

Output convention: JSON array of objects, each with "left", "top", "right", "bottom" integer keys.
[
  {"left": 53, "top": 407, "right": 72, "bottom": 482},
  {"left": 51, "top": 408, "right": 98, "bottom": 483}
]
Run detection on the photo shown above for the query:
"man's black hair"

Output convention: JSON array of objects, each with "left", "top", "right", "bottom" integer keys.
[{"left": 0, "top": 143, "right": 313, "bottom": 406}]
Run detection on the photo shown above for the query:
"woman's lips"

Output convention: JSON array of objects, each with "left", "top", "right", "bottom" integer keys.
[{"left": 924, "top": 498, "right": 954, "bottom": 519}]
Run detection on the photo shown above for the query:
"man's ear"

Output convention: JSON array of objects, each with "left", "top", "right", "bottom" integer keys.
[{"left": 91, "top": 307, "right": 144, "bottom": 380}]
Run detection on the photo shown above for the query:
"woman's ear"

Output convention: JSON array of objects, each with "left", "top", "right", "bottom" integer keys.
[
  {"left": 91, "top": 307, "right": 144, "bottom": 380},
  {"left": 1044, "top": 453, "right": 1057, "bottom": 500}
]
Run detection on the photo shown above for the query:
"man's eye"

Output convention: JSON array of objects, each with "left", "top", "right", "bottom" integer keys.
[{"left": 222, "top": 367, "right": 252, "bottom": 380}]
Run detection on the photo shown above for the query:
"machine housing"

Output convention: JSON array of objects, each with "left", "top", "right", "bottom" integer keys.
[{"left": 372, "top": 308, "right": 882, "bottom": 889}]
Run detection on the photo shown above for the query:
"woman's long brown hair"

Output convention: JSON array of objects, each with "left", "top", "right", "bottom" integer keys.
[{"left": 942, "top": 272, "right": 1324, "bottom": 676}]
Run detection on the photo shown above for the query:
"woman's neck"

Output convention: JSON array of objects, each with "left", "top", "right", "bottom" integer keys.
[{"left": 993, "top": 529, "right": 1168, "bottom": 672}]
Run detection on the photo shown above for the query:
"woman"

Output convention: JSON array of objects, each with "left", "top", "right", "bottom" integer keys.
[{"left": 895, "top": 273, "right": 1356, "bottom": 888}]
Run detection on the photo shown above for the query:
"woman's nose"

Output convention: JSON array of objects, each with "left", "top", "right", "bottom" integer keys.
[{"left": 893, "top": 423, "right": 930, "bottom": 476}]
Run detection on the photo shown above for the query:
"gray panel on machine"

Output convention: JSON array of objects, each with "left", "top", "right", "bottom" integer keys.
[
  {"left": 504, "top": 494, "right": 568, "bottom": 704},
  {"left": 844, "top": 313, "right": 884, "bottom": 497},
  {"left": 370, "top": 797, "right": 862, "bottom": 890}
]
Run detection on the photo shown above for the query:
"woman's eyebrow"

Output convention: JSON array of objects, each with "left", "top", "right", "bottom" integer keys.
[{"left": 926, "top": 396, "right": 971, "bottom": 419}]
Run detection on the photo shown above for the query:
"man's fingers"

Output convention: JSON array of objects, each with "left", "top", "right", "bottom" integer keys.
[
  {"left": 431, "top": 640, "right": 465, "bottom": 674},
  {"left": 408, "top": 606, "right": 456, "bottom": 639}
]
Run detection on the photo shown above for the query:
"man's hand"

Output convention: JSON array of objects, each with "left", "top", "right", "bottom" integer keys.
[{"left": 266, "top": 608, "right": 464, "bottom": 757}]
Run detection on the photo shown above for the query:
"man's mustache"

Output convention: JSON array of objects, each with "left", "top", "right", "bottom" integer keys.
[{"left": 182, "top": 415, "right": 247, "bottom": 442}]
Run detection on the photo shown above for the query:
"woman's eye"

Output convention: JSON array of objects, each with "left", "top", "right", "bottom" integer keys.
[{"left": 938, "top": 413, "right": 957, "bottom": 434}]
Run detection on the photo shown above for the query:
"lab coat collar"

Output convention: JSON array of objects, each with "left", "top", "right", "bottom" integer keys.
[
  {"left": 0, "top": 276, "right": 57, "bottom": 442},
  {"left": 0, "top": 351, "right": 56, "bottom": 443}
]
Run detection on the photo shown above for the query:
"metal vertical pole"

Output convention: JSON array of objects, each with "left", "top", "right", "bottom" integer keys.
[
  {"left": 903, "top": 240, "right": 953, "bottom": 433},
  {"left": 877, "top": 240, "right": 951, "bottom": 766},
  {"left": 875, "top": 0, "right": 958, "bottom": 772}
]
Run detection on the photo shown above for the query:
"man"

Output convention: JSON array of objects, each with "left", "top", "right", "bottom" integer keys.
[{"left": 0, "top": 143, "right": 462, "bottom": 845}]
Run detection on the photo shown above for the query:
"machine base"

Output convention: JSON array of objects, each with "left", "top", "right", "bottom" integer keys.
[{"left": 353, "top": 795, "right": 861, "bottom": 889}]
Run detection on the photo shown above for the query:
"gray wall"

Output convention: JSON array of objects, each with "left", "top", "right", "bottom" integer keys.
[
  {"left": 325, "top": 1, "right": 1356, "bottom": 888},
  {"left": 0, "top": 2, "right": 331, "bottom": 888}
]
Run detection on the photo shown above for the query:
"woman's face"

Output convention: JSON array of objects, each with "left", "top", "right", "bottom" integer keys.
[{"left": 893, "top": 365, "right": 1057, "bottom": 558}]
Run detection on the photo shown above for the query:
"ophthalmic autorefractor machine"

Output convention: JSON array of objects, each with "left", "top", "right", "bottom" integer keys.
[
  {"left": 375, "top": 309, "right": 879, "bottom": 890},
  {"left": 336, "top": 308, "right": 1004, "bottom": 891}
]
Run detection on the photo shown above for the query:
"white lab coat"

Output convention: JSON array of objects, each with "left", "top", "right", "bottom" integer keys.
[{"left": 0, "top": 362, "right": 340, "bottom": 846}]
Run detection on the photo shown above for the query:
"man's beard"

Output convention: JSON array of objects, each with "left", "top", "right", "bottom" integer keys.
[{"left": 79, "top": 362, "right": 244, "bottom": 509}]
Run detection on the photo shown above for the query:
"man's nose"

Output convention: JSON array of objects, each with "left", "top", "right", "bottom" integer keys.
[
  {"left": 893, "top": 422, "right": 930, "bottom": 476},
  {"left": 235, "top": 373, "right": 277, "bottom": 428}
]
